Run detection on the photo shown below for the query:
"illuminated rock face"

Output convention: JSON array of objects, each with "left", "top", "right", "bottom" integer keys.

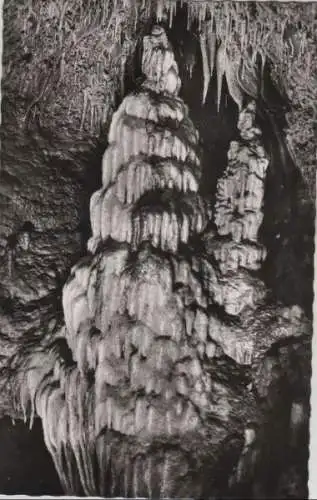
[{"left": 16, "top": 26, "right": 311, "bottom": 498}]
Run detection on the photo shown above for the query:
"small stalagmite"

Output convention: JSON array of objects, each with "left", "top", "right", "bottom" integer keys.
[
  {"left": 201, "top": 100, "right": 270, "bottom": 316},
  {"left": 214, "top": 101, "right": 269, "bottom": 252}
]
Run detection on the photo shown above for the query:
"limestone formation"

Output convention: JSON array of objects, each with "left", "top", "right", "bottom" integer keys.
[
  {"left": 13, "top": 25, "right": 311, "bottom": 498},
  {"left": 212, "top": 100, "right": 268, "bottom": 274}
]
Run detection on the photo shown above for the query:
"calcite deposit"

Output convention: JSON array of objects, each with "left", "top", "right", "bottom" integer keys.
[
  {"left": 212, "top": 100, "right": 268, "bottom": 273},
  {"left": 12, "top": 25, "right": 311, "bottom": 498}
]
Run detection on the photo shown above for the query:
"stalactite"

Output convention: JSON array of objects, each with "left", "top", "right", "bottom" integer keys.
[
  {"left": 207, "top": 22, "right": 216, "bottom": 82},
  {"left": 216, "top": 42, "right": 226, "bottom": 112},
  {"left": 199, "top": 24, "right": 210, "bottom": 106},
  {"left": 156, "top": 0, "right": 164, "bottom": 22},
  {"left": 168, "top": 0, "right": 177, "bottom": 29},
  {"left": 224, "top": 57, "right": 243, "bottom": 111}
]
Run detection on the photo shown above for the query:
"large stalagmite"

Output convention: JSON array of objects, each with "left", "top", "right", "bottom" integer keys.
[{"left": 15, "top": 25, "right": 311, "bottom": 497}]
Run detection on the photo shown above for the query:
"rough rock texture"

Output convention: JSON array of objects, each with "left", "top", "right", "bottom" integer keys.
[
  {"left": 3, "top": 25, "right": 311, "bottom": 498},
  {"left": 1, "top": 1, "right": 315, "bottom": 497}
]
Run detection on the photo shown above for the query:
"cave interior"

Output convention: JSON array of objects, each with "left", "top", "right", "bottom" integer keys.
[{"left": 0, "top": 1, "right": 314, "bottom": 497}]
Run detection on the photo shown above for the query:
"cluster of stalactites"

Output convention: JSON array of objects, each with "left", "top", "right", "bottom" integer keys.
[
  {"left": 88, "top": 25, "right": 210, "bottom": 255},
  {"left": 155, "top": 1, "right": 266, "bottom": 110},
  {"left": 18, "top": 347, "right": 96, "bottom": 495},
  {"left": 211, "top": 101, "right": 269, "bottom": 275}
]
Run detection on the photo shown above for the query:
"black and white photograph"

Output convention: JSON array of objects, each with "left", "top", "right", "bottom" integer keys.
[{"left": 0, "top": 0, "right": 316, "bottom": 498}]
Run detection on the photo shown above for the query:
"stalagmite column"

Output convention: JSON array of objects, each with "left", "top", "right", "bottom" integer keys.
[
  {"left": 201, "top": 99, "right": 309, "bottom": 365},
  {"left": 214, "top": 101, "right": 268, "bottom": 270},
  {"left": 87, "top": 24, "right": 207, "bottom": 255},
  {"left": 202, "top": 100, "right": 269, "bottom": 320},
  {"left": 16, "top": 26, "right": 215, "bottom": 498}
]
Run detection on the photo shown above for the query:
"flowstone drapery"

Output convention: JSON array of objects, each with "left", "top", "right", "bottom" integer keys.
[{"left": 14, "top": 26, "right": 311, "bottom": 497}]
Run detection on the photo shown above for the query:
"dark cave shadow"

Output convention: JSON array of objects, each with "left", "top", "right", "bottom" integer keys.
[
  {"left": 0, "top": 417, "right": 63, "bottom": 495},
  {"left": 256, "top": 85, "right": 315, "bottom": 316},
  {"left": 76, "top": 136, "right": 105, "bottom": 254}
]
